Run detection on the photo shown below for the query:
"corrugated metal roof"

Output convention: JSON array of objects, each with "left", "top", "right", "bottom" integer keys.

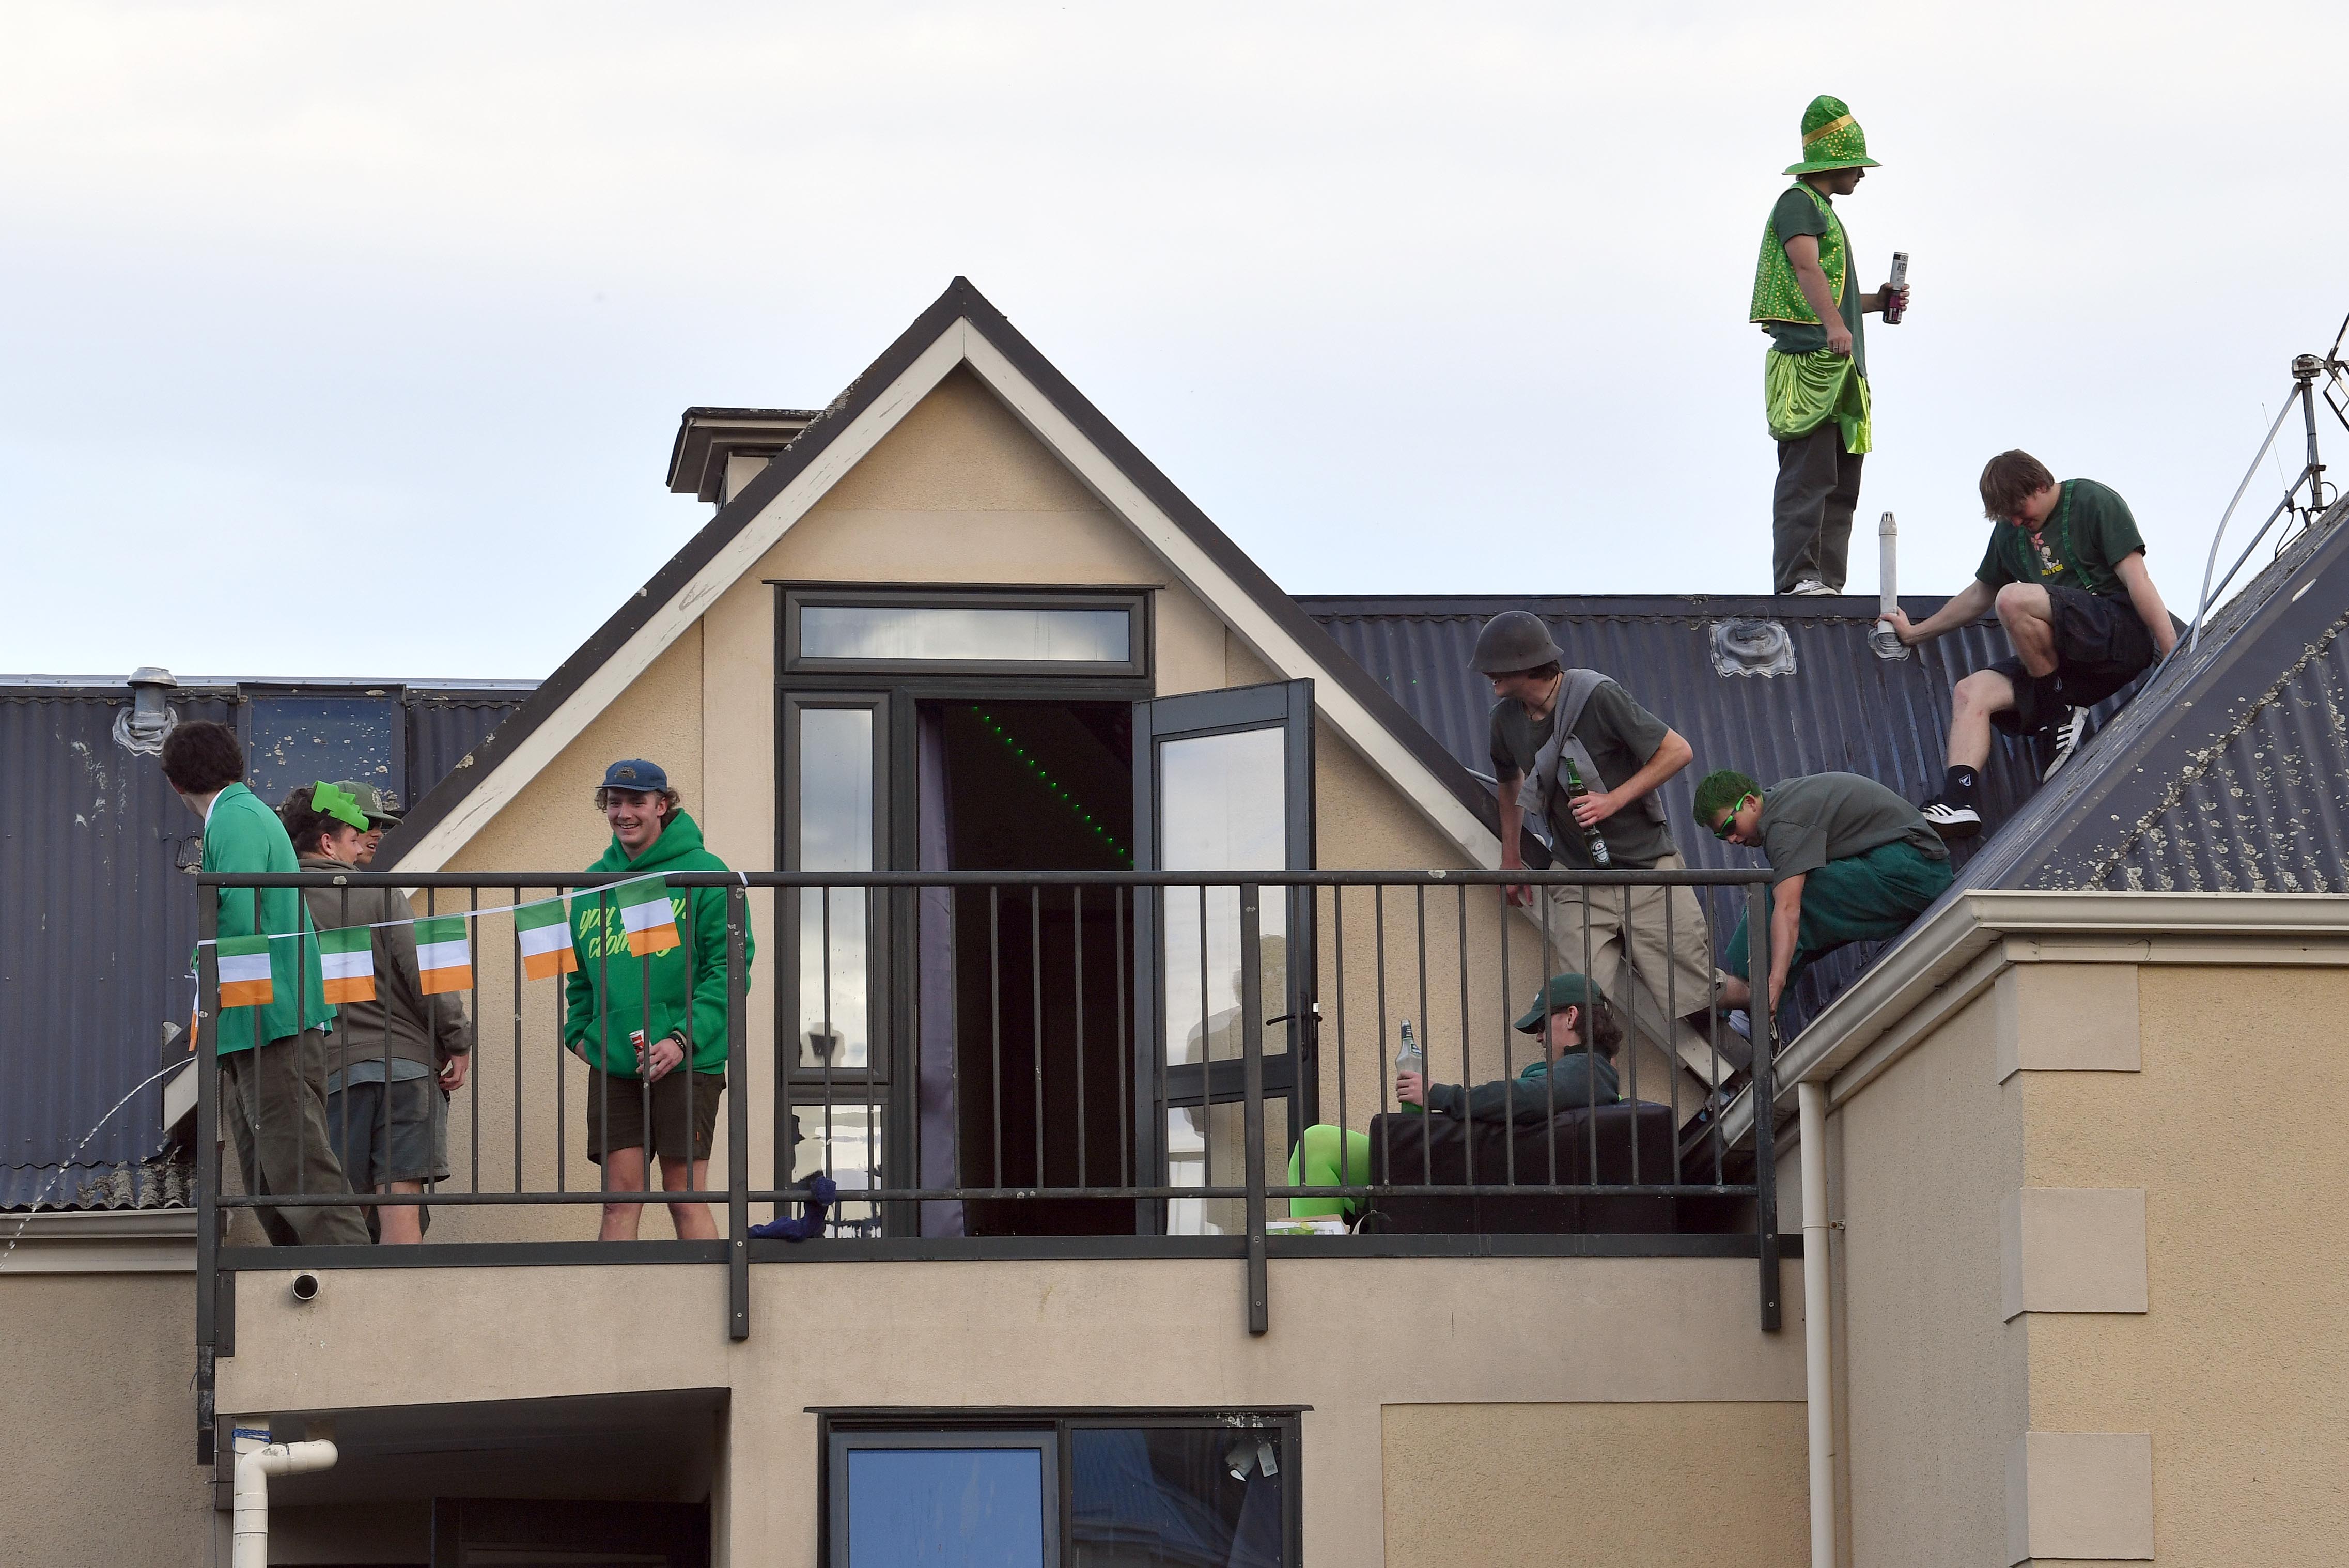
[
  {"left": 0, "top": 678, "right": 533, "bottom": 1209},
  {"left": 1947, "top": 494, "right": 2349, "bottom": 896},
  {"left": 1300, "top": 592, "right": 2152, "bottom": 1033}
]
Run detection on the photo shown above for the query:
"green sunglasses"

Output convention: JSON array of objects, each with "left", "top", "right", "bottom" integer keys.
[{"left": 1710, "top": 793, "right": 1759, "bottom": 840}]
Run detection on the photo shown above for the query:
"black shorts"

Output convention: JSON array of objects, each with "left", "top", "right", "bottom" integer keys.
[
  {"left": 584, "top": 1066, "right": 725, "bottom": 1163},
  {"left": 1988, "top": 583, "right": 2157, "bottom": 734}
]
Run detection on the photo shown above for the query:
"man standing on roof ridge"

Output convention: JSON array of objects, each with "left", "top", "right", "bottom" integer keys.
[
  {"left": 1474, "top": 611, "right": 1732, "bottom": 1085},
  {"left": 1890, "top": 451, "right": 2176, "bottom": 837},
  {"left": 1752, "top": 94, "right": 1909, "bottom": 597}
]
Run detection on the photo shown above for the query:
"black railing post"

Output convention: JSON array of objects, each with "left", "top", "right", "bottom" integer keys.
[
  {"left": 726, "top": 883, "right": 750, "bottom": 1342},
  {"left": 193, "top": 884, "right": 221, "bottom": 1466},
  {"left": 1239, "top": 884, "right": 1269, "bottom": 1337},
  {"left": 1749, "top": 879, "right": 1782, "bottom": 1332}
]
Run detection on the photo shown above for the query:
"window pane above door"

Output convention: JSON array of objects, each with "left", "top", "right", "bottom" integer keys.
[{"left": 802, "top": 606, "right": 1130, "bottom": 665}]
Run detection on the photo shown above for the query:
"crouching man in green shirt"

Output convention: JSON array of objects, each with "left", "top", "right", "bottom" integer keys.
[
  {"left": 1698, "top": 769, "right": 1953, "bottom": 1016},
  {"left": 1285, "top": 974, "right": 1624, "bottom": 1221},
  {"left": 1891, "top": 451, "right": 2176, "bottom": 837}
]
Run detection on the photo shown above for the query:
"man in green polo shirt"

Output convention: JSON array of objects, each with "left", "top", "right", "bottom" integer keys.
[
  {"left": 1750, "top": 95, "right": 1910, "bottom": 596},
  {"left": 1697, "top": 768, "right": 1953, "bottom": 1017},
  {"left": 163, "top": 720, "right": 367, "bottom": 1247},
  {"left": 1889, "top": 450, "right": 2177, "bottom": 836}
]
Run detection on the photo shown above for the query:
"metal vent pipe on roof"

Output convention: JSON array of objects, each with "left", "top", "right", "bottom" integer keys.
[{"left": 113, "top": 667, "right": 179, "bottom": 754}]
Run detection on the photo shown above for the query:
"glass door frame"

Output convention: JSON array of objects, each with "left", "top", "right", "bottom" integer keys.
[{"left": 1130, "top": 678, "right": 1317, "bottom": 1236}]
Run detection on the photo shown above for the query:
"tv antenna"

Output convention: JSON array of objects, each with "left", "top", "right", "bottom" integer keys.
[{"left": 2187, "top": 315, "right": 2349, "bottom": 653}]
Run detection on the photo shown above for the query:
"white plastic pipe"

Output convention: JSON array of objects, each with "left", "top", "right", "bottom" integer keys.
[
  {"left": 1869, "top": 513, "right": 1909, "bottom": 660},
  {"left": 234, "top": 1440, "right": 338, "bottom": 1568},
  {"left": 1798, "top": 1082, "right": 1835, "bottom": 1568}
]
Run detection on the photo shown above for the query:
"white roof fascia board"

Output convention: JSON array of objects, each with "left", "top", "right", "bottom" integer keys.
[
  {"left": 393, "top": 323, "right": 973, "bottom": 874},
  {"left": 957, "top": 330, "right": 1502, "bottom": 866}
]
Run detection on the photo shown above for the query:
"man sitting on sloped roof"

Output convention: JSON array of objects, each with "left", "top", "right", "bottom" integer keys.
[
  {"left": 1699, "top": 769, "right": 1953, "bottom": 1019},
  {"left": 1887, "top": 450, "right": 2177, "bottom": 837},
  {"left": 1285, "top": 974, "right": 1622, "bottom": 1221}
]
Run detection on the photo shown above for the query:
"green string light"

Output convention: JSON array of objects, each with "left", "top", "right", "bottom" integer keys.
[{"left": 970, "top": 706, "right": 1132, "bottom": 865}]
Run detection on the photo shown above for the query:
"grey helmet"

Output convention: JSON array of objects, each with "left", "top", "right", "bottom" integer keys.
[{"left": 1469, "top": 611, "right": 1563, "bottom": 675}]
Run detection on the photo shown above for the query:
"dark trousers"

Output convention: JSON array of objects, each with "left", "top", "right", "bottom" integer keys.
[
  {"left": 1772, "top": 423, "right": 1863, "bottom": 592},
  {"left": 221, "top": 1029, "right": 370, "bottom": 1247}
]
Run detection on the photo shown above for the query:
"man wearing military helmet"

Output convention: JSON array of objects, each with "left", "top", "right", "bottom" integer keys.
[{"left": 1473, "top": 611, "right": 1730, "bottom": 1080}]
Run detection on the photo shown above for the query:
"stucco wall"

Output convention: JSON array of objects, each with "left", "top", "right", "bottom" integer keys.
[
  {"left": 1, "top": 1274, "right": 210, "bottom": 1564},
  {"left": 1835, "top": 985, "right": 2027, "bottom": 1566},
  {"left": 1382, "top": 1401, "right": 1808, "bottom": 1566},
  {"left": 2018, "top": 964, "right": 2349, "bottom": 1563},
  {"left": 220, "top": 1253, "right": 1806, "bottom": 1566}
]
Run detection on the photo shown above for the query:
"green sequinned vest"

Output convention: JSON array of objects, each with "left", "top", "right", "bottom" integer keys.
[{"left": 1749, "top": 183, "right": 1846, "bottom": 325}]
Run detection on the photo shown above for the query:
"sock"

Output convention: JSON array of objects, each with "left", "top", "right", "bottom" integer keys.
[{"left": 1943, "top": 765, "right": 1979, "bottom": 805}]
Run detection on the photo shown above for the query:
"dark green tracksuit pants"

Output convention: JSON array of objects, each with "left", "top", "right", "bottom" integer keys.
[{"left": 1723, "top": 840, "right": 1953, "bottom": 993}]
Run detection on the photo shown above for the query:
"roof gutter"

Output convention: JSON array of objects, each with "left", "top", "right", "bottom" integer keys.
[{"left": 1723, "top": 890, "right": 2349, "bottom": 1145}]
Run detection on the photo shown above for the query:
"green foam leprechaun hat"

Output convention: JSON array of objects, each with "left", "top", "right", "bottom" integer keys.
[{"left": 1783, "top": 95, "right": 1879, "bottom": 175}]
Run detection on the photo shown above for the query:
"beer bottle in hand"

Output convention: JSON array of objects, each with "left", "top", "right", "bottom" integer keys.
[{"left": 1561, "top": 758, "right": 1612, "bottom": 867}]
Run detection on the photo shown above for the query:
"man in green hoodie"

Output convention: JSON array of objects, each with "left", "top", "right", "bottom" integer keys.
[
  {"left": 564, "top": 759, "right": 754, "bottom": 1241},
  {"left": 163, "top": 722, "right": 368, "bottom": 1247}
]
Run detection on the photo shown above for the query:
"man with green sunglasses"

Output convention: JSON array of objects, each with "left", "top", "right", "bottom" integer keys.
[{"left": 1694, "top": 768, "right": 1953, "bottom": 1015}]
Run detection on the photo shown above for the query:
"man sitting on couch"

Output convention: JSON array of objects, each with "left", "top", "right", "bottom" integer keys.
[
  {"left": 1286, "top": 974, "right": 1622, "bottom": 1220},
  {"left": 1397, "top": 972, "right": 1623, "bottom": 1122}
]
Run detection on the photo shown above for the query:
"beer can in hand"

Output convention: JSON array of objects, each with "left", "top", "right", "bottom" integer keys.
[{"left": 1884, "top": 252, "right": 1909, "bottom": 325}]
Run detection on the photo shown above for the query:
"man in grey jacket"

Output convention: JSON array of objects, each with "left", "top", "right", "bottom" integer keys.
[
  {"left": 280, "top": 784, "right": 472, "bottom": 1244},
  {"left": 1395, "top": 974, "right": 1624, "bottom": 1125}
]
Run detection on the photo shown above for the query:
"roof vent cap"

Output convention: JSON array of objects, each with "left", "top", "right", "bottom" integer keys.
[
  {"left": 115, "top": 666, "right": 179, "bottom": 754},
  {"left": 1711, "top": 619, "right": 1797, "bottom": 678}
]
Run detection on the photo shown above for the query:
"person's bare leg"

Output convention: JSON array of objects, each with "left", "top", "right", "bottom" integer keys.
[
  {"left": 600, "top": 1146, "right": 647, "bottom": 1240},
  {"left": 660, "top": 1155, "right": 717, "bottom": 1240},
  {"left": 1719, "top": 974, "right": 1752, "bottom": 1009},
  {"left": 1947, "top": 669, "right": 2018, "bottom": 770},
  {"left": 1995, "top": 584, "right": 2060, "bottom": 677},
  {"left": 378, "top": 1179, "right": 425, "bottom": 1245}
]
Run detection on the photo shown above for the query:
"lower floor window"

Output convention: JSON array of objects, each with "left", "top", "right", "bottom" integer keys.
[{"left": 826, "top": 1411, "right": 1298, "bottom": 1567}]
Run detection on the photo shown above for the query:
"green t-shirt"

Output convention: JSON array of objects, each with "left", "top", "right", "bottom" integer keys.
[
  {"left": 1763, "top": 187, "right": 1866, "bottom": 380},
  {"left": 1490, "top": 678, "right": 1677, "bottom": 869},
  {"left": 1975, "top": 479, "right": 2146, "bottom": 599},
  {"left": 1755, "top": 771, "right": 1948, "bottom": 886}
]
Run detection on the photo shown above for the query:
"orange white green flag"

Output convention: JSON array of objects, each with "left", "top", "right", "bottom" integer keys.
[
  {"left": 616, "top": 878, "right": 679, "bottom": 957},
  {"left": 216, "top": 935, "right": 274, "bottom": 1008},
  {"left": 516, "top": 898, "right": 577, "bottom": 981},
  {"left": 317, "top": 926, "right": 376, "bottom": 1004},
  {"left": 415, "top": 915, "right": 473, "bottom": 995}
]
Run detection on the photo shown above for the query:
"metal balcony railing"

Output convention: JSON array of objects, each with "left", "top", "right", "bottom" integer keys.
[{"left": 190, "top": 867, "right": 1782, "bottom": 1462}]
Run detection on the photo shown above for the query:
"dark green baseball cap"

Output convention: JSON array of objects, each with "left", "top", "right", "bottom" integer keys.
[
  {"left": 1513, "top": 972, "right": 1602, "bottom": 1033},
  {"left": 331, "top": 780, "right": 403, "bottom": 827}
]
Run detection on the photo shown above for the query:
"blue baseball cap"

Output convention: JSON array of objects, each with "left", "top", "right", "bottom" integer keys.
[{"left": 600, "top": 758, "right": 669, "bottom": 792}]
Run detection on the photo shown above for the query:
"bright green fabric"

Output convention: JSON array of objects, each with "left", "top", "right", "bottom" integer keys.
[
  {"left": 1759, "top": 185, "right": 1867, "bottom": 376},
  {"left": 1751, "top": 184, "right": 1847, "bottom": 328},
  {"left": 563, "top": 811, "right": 755, "bottom": 1077},
  {"left": 1765, "top": 347, "right": 1872, "bottom": 452},
  {"left": 1723, "top": 839, "right": 1953, "bottom": 990},
  {"left": 1287, "top": 1125, "right": 1373, "bottom": 1218},
  {"left": 203, "top": 783, "right": 333, "bottom": 1053},
  {"left": 1975, "top": 478, "right": 2148, "bottom": 598}
]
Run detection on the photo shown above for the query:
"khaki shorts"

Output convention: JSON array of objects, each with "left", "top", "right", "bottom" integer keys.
[
  {"left": 1534, "top": 853, "right": 1732, "bottom": 1072},
  {"left": 584, "top": 1066, "right": 724, "bottom": 1163}
]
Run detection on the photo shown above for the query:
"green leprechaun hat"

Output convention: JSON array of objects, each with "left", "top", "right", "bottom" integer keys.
[{"left": 1782, "top": 94, "right": 1879, "bottom": 175}]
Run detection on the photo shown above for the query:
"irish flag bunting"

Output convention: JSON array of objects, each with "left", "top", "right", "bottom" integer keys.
[
  {"left": 216, "top": 935, "right": 274, "bottom": 1008},
  {"left": 616, "top": 878, "right": 680, "bottom": 957},
  {"left": 317, "top": 926, "right": 376, "bottom": 1004},
  {"left": 415, "top": 915, "right": 473, "bottom": 995},
  {"left": 516, "top": 898, "right": 577, "bottom": 981}
]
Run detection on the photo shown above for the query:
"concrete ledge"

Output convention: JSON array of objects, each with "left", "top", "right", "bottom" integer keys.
[
  {"left": 2006, "top": 1431, "right": 2154, "bottom": 1563},
  {"left": 2002, "top": 1189, "right": 2149, "bottom": 1321}
]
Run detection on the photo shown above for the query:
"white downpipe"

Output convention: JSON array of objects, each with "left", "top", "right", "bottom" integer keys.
[
  {"left": 233, "top": 1440, "right": 338, "bottom": 1568},
  {"left": 1798, "top": 1082, "right": 1835, "bottom": 1568}
]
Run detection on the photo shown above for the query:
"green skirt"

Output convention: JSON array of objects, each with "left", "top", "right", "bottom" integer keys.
[{"left": 1765, "top": 348, "right": 1872, "bottom": 453}]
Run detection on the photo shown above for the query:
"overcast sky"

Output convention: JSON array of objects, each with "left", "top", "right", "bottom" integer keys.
[{"left": 4, "top": 3, "right": 2343, "bottom": 679}]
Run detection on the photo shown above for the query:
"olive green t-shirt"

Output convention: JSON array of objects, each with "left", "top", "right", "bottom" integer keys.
[
  {"left": 1490, "top": 679, "right": 1677, "bottom": 870},
  {"left": 1755, "top": 771, "right": 1948, "bottom": 886},
  {"left": 1762, "top": 186, "right": 1866, "bottom": 380},
  {"left": 1975, "top": 479, "right": 2146, "bottom": 599}
]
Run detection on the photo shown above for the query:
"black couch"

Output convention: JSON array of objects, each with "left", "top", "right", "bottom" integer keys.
[{"left": 1360, "top": 1101, "right": 1678, "bottom": 1234}]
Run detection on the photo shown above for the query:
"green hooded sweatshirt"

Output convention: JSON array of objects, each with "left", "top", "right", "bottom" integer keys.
[{"left": 562, "top": 811, "right": 754, "bottom": 1078}]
